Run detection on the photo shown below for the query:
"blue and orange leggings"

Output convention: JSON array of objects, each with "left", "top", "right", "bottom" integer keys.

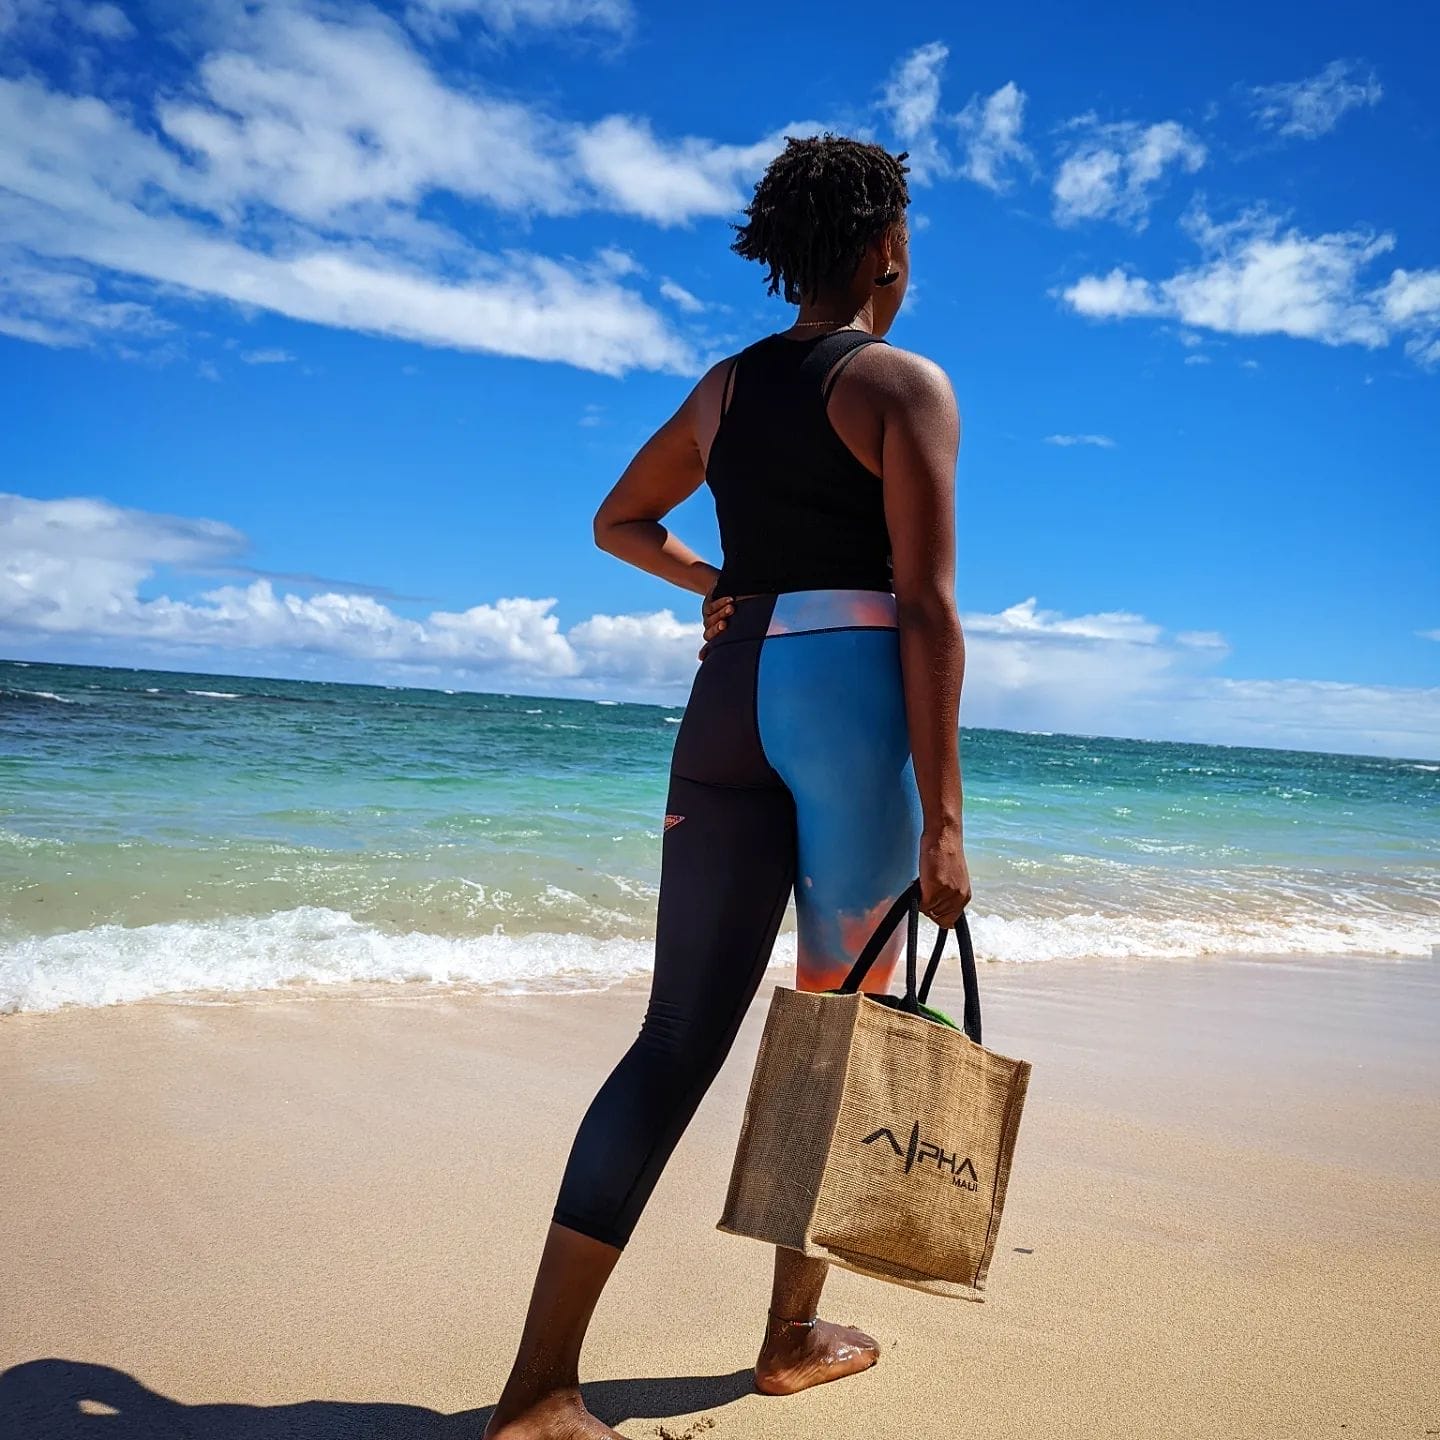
[{"left": 552, "top": 590, "right": 922, "bottom": 1249}]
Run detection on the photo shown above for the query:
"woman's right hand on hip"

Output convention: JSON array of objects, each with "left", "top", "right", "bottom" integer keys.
[{"left": 699, "top": 593, "right": 735, "bottom": 660}]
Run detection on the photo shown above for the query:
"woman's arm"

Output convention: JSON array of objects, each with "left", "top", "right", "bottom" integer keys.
[
  {"left": 592, "top": 361, "right": 731, "bottom": 600},
  {"left": 878, "top": 351, "right": 971, "bottom": 926}
]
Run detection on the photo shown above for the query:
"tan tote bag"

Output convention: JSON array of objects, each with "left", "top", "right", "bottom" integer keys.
[{"left": 718, "top": 880, "right": 1032, "bottom": 1300}]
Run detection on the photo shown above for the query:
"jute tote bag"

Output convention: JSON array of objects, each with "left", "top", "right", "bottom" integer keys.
[{"left": 718, "top": 880, "right": 1031, "bottom": 1300}]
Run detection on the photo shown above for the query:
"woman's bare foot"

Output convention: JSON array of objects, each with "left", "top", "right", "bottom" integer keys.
[
  {"left": 482, "top": 1386, "right": 622, "bottom": 1439},
  {"left": 753, "top": 1314, "right": 880, "bottom": 1396}
]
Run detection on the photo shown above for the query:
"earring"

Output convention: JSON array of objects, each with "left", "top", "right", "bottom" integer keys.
[{"left": 874, "top": 269, "right": 900, "bottom": 287}]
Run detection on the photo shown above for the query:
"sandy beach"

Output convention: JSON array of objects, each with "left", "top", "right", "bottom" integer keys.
[{"left": 3, "top": 953, "right": 1438, "bottom": 1439}]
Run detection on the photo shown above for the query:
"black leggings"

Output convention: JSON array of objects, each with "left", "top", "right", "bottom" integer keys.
[{"left": 552, "top": 590, "right": 922, "bottom": 1249}]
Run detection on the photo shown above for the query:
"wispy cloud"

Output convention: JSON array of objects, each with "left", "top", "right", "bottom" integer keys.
[
  {"left": 659, "top": 279, "right": 706, "bottom": 313},
  {"left": 0, "top": 2, "right": 817, "bottom": 373},
  {"left": 880, "top": 42, "right": 1031, "bottom": 191},
  {"left": 1250, "top": 60, "right": 1382, "bottom": 140},
  {"left": 881, "top": 41, "right": 950, "bottom": 180},
  {"left": 1053, "top": 118, "right": 1206, "bottom": 229},
  {"left": 9, "top": 493, "right": 1434, "bottom": 755},
  {"left": 0, "top": 0, "right": 135, "bottom": 40},
  {"left": 1045, "top": 433, "right": 1116, "bottom": 448},
  {"left": 1059, "top": 207, "right": 1440, "bottom": 366},
  {"left": 404, "top": 0, "right": 633, "bottom": 38},
  {"left": 956, "top": 82, "right": 1031, "bottom": 192},
  {"left": 1378, "top": 269, "right": 1440, "bottom": 366},
  {"left": 0, "top": 252, "right": 163, "bottom": 349},
  {"left": 240, "top": 348, "right": 295, "bottom": 365}
]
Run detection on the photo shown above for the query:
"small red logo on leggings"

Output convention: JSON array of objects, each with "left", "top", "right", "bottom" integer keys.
[{"left": 664, "top": 814, "right": 686, "bottom": 832}]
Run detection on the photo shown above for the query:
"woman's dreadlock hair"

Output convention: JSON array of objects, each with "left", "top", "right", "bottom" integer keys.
[{"left": 731, "top": 134, "right": 911, "bottom": 305}]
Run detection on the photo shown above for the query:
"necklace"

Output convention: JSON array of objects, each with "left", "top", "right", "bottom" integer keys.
[{"left": 787, "top": 318, "right": 860, "bottom": 331}]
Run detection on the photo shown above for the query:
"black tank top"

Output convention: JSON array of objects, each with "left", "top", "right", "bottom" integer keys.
[{"left": 706, "top": 329, "right": 891, "bottom": 597}]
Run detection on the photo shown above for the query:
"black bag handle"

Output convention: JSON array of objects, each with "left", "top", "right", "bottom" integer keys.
[{"left": 837, "top": 878, "right": 982, "bottom": 1045}]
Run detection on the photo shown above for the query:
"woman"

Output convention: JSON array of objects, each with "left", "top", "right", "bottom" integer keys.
[{"left": 485, "top": 134, "right": 970, "bottom": 1440}]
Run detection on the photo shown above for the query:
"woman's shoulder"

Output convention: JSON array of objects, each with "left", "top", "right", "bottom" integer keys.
[{"left": 844, "top": 340, "right": 956, "bottom": 408}]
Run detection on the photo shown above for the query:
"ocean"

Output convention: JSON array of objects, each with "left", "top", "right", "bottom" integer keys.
[{"left": 3, "top": 657, "right": 1436, "bottom": 1014}]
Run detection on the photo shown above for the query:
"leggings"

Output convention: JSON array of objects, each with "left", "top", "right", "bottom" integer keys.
[{"left": 552, "top": 590, "right": 923, "bottom": 1249}]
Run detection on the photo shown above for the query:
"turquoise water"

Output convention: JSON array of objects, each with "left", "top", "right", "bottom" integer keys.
[{"left": 2, "top": 657, "right": 1437, "bottom": 1012}]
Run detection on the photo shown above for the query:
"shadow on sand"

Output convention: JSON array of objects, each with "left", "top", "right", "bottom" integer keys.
[{"left": 0, "top": 1358, "right": 757, "bottom": 1438}]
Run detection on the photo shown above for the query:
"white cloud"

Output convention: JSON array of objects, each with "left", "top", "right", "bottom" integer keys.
[
  {"left": 75, "top": 2, "right": 133, "bottom": 37},
  {"left": 0, "top": 171, "right": 693, "bottom": 375},
  {"left": 955, "top": 598, "right": 1437, "bottom": 757},
  {"left": 1176, "top": 630, "right": 1228, "bottom": 650},
  {"left": 1059, "top": 208, "right": 1440, "bottom": 364},
  {"left": 1404, "top": 336, "right": 1440, "bottom": 367},
  {"left": 880, "top": 43, "right": 1030, "bottom": 191},
  {"left": 1419, "top": 629, "right": 1440, "bottom": 643},
  {"left": 152, "top": 7, "right": 579, "bottom": 223},
  {"left": 956, "top": 82, "right": 1031, "bottom": 192},
  {"left": 881, "top": 41, "right": 949, "bottom": 180},
  {"left": 240, "top": 347, "right": 294, "bottom": 364},
  {"left": 1053, "top": 118, "right": 1206, "bottom": 229},
  {"left": 573, "top": 115, "right": 797, "bottom": 226},
  {"left": 0, "top": 3, "right": 816, "bottom": 371},
  {"left": 1061, "top": 268, "right": 1165, "bottom": 320},
  {"left": 0, "top": 0, "right": 133, "bottom": 39},
  {"left": 1045, "top": 433, "right": 1116, "bottom": 448},
  {"left": 966, "top": 597, "right": 1159, "bottom": 644},
  {"left": 404, "top": 0, "right": 632, "bottom": 37},
  {"left": 6, "top": 492, "right": 1436, "bottom": 755},
  {"left": 567, "top": 609, "right": 700, "bottom": 684},
  {"left": 659, "top": 278, "right": 706, "bottom": 313},
  {"left": 0, "top": 492, "right": 697, "bottom": 690},
  {"left": 0, "top": 252, "right": 162, "bottom": 348},
  {"left": 1164, "top": 208, "right": 1393, "bottom": 344},
  {"left": 594, "top": 246, "right": 643, "bottom": 277},
  {"left": 1377, "top": 268, "right": 1440, "bottom": 364},
  {"left": 1251, "top": 60, "right": 1382, "bottom": 140}
]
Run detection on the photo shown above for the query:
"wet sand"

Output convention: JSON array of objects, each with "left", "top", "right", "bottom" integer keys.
[{"left": 2, "top": 952, "right": 1438, "bottom": 1438}]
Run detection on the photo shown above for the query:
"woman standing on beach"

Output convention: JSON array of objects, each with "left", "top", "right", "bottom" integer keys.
[{"left": 485, "top": 134, "right": 969, "bottom": 1440}]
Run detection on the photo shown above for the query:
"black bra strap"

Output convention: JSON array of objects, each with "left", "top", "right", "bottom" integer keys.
[
  {"left": 719, "top": 354, "right": 740, "bottom": 415},
  {"left": 797, "top": 330, "right": 884, "bottom": 402},
  {"left": 821, "top": 337, "right": 882, "bottom": 402}
]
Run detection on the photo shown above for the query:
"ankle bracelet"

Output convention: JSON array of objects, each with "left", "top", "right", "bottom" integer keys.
[{"left": 768, "top": 1309, "right": 818, "bottom": 1330}]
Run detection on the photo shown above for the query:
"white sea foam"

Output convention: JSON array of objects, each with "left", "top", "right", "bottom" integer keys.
[
  {"left": 0, "top": 828, "right": 64, "bottom": 851},
  {"left": 1, "top": 904, "right": 1433, "bottom": 1015},
  {"left": 0, "top": 908, "right": 669, "bottom": 1013},
  {"left": 186, "top": 690, "right": 242, "bottom": 699},
  {"left": 968, "top": 910, "right": 1437, "bottom": 964},
  {"left": 17, "top": 690, "right": 75, "bottom": 703}
]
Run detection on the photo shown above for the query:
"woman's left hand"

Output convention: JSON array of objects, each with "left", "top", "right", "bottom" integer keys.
[{"left": 699, "top": 593, "right": 735, "bottom": 659}]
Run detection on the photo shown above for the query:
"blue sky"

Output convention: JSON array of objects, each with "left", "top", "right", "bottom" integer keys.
[{"left": 1, "top": 0, "right": 1437, "bottom": 757}]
